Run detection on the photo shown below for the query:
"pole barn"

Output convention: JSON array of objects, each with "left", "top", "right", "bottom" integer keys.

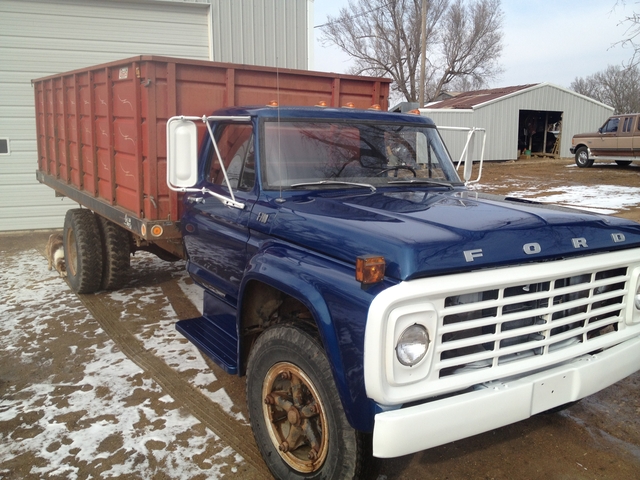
[{"left": 421, "top": 83, "right": 614, "bottom": 163}]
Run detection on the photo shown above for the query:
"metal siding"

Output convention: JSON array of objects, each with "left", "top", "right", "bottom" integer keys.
[
  {"left": 424, "top": 84, "right": 614, "bottom": 163},
  {"left": 210, "top": 0, "right": 309, "bottom": 69},
  {"left": 0, "top": 0, "right": 210, "bottom": 231}
]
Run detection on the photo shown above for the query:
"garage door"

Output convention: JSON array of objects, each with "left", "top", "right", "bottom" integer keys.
[{"left": 0, "top": 0, "right": 210, "bottom": 231}]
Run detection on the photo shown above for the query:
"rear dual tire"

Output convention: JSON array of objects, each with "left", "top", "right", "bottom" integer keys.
[
  {"left": 63, "top": 209, "right": 104, "bottom": 294},
  {"left": 63, "top": 209, "right": 130, "bottom": 293},
  {"left": 96, "top": 215, "right": 130, "bottom": 291}
]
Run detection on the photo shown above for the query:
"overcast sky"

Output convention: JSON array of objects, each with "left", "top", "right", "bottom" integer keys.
[{"left": 312, "top": 0, "right": 635, "bottom": 89}]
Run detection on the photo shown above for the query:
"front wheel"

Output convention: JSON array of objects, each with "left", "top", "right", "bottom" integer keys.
[
  {"left": 574, "top": 146, "right": 593, "bottom": 168},
  {"left": 246, "top": 324, "right": 371, "bottom": 479}
]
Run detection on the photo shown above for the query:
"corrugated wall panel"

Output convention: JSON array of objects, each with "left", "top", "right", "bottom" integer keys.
[
  {"left": 0, "top": 0, "right": 210, "bottom": 232},
  {"left": 211, "top": 0, "right": 310, "bottom": 68}
]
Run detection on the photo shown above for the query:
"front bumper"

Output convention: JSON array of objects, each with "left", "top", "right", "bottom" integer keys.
[{"left": 372, "top": 336, "right": 640, "bottom": 458}]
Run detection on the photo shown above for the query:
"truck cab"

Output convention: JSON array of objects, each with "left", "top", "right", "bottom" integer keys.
[{"left": 168, "top": 106, "right": 640, "bottom": 479}]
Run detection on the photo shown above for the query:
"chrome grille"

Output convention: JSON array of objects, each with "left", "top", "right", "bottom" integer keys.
[{"left": 436, "top": 266, "right": 628, "bottom": 379}]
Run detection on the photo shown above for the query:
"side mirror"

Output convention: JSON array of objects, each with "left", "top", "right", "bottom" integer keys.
[{"left": 167, "top": 117, "right": 198, "bottom": 189}]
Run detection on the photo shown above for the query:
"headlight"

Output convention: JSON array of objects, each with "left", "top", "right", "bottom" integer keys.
[{"left": 395, "top": 324, "right": 430, "bottom": 366}]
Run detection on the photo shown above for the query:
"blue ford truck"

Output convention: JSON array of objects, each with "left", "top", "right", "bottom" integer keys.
[
  {"left": 34, "top": 57, "right": 640, "bottom": 480},
  {"left": 166, "top": 106, "right": 640, "bottom": 478}
]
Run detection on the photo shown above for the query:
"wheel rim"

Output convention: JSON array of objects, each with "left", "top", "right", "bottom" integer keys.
[
  {"left": 261, "top": 361, "right": 329, "bottom": 473},
  {"left": 66, "top": 227, "right": 78, "bottom": 277},
  {"left": 578, "top": 151, "right": 588, "bottom": 165}
]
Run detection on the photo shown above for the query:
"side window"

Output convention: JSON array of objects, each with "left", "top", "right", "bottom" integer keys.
[
  {"left": 602, "top": 118, "right": 619, "bottom": 133},
  {"left": 207, "top": 123, "right": 255, "bottom": 191}
]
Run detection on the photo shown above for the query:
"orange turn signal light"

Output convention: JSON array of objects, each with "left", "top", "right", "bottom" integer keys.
[{"left": 356, "top": 255, "right": 386, "bottom": 284}]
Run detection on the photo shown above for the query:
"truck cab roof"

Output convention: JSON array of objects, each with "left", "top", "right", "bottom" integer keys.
[{"left": 210, "top": 105, "right": 437, "bottom": 126}]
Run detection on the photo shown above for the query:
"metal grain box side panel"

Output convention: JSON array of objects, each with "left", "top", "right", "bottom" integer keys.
[{"left": 34, "top": 55, "right": 391, "bottom": 226}]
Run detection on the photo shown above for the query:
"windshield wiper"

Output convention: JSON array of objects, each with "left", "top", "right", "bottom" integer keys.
[
  {"left": 387, "top": 179, "right": 454, "bottom": 189},
  {"left": 290, "top": 181, "right": 377, "bottom": 192}
]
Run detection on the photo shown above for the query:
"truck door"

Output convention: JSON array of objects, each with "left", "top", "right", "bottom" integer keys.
[
  {"left": 592, "top": 116, "right": 620, "bottom": 156},
  {"left": 632, "top": 116, "right": 640, "bottom": 157},
  {"left": 618, "top": 116, "right": 634, "bottom": 157},
  {"left": 181, "top": 122, "right": 256, "bottom": 304}
]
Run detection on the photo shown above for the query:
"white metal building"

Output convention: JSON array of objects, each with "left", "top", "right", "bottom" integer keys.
[
  {"left": 0, "top": 0, "right": 313, "bottom": 231},
  {"left": 421, "top": 83, "right": 614, "bottom": 164}
]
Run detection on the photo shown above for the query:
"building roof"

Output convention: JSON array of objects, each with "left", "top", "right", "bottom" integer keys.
[{"left": 428, "top": 84, "right": 538, "bottom": 109}]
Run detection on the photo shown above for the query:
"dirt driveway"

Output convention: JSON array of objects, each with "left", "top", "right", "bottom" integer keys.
[{"left": 2, "top": 157, "right": 640, "bottom": 479}]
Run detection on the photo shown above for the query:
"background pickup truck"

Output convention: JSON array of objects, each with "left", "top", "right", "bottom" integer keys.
[{"left": 571, "top": 113, "right": 640, "bottom": 167}]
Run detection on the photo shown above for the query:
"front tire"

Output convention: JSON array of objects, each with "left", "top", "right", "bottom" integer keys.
[
  {"left": 246, "top": 324, "right": 370, "bottom": 479},
  {"left": 63, "top": 209, "right": 103, "bottom": 294},
  {"left": 574, "top": 146, "right": 593, "bottom": 168}
]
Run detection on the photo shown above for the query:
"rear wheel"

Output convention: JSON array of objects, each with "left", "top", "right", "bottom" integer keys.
[
  {"left": 63, "top": 209, "right": 103, "bottom": 294},
  {"left": 96, "top": 216, "right": 130, "bottom": 290},
  {"left": 574, "top": 146, "right": 593, "bottom": 168},
  {"left": 246, "top": 324, "right": 371, "bottom": 479},
  {"left": 615, "top": 160, "right": 632, "bottom": 167}
]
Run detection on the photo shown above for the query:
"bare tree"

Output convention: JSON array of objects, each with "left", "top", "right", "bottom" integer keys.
[
  {"left": 320, "top": 0, "right": 504, "bottom": 104},
  {"left": 570, "top": 64, "right": 640, "bottom": 114},
  {"left": 614, "top": 1, "right": 640, "bottom": 66}
]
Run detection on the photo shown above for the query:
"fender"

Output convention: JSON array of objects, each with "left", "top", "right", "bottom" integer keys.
[{"left": 239, "top": 241, "right": 391, "bottom": 431}]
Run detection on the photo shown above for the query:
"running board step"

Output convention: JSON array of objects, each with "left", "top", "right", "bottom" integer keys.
[{"left": 176, "top": 314, "right": 238, "bottom": 375}]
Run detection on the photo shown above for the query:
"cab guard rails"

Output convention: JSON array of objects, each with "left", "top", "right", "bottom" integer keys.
[{"left": 437, "top": 126, "right": 486, "bottom": 185}]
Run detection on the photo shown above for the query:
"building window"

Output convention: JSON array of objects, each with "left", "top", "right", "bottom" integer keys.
[{"left": 0, "top": 138, "right": 9, "bottom": 155}]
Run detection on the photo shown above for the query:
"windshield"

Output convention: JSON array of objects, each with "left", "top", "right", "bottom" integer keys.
[{"left": 261, "top": 120, "right": 461, "bottom": 190}]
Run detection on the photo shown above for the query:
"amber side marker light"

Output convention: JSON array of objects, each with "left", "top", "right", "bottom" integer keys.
[
  {"left": 151, "top": 225, "right": 164, "bottom": 237},
  {"left": 316, "top": 100, "right": 328, "bottom": 107},
  {"left": 369, "top": 104, "right": 382, "bottom": 110},
  {"left": 407, "top": 109, "right": 421, "bottom": 115},
  {"left": 267, "top": 100, "right": 279, "bottom": 107},
  {"left": 356, "top": 255, "right": 386, "bottom": 284},
  {"left": 343, "top": 102, "right": 355, "bottom": 108}
]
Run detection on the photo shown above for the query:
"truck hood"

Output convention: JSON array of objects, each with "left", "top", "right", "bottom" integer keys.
[
  {"left": 266, "top": 190, "right": 640, "bottom": 281},
  {"left": 572, "top": 131, "right": 601, "bottom": 139}
]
